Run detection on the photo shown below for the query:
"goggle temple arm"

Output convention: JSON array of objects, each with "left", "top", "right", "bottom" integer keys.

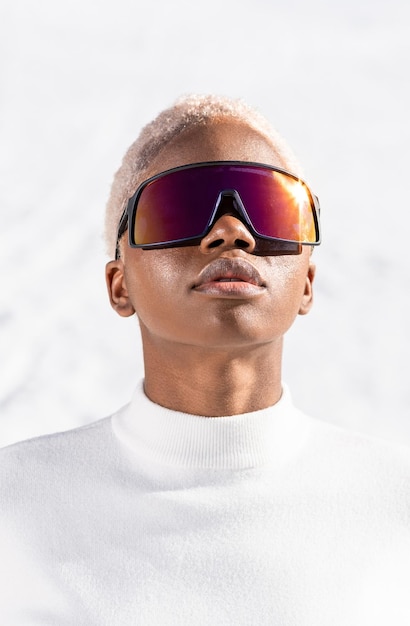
[{"left": 115, "top": 206, "right": 129, "bottom": 260}]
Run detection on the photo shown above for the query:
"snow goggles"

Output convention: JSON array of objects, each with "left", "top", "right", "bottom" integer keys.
[{"left": 115, "top": 161, "right": 321, "bottom": 258}]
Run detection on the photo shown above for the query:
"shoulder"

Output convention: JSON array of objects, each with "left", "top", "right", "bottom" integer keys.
[
  {"left": 305, "top": 412, "right": 410, "bottom": 469},
  {"left": 299, "top": 411, "right": 410, "bottom": 510},
  {"left": 0, "top": 414, "right": 112, "bottom": 456},
  {"left": 0, "top": 415, "right": 117, "bottom": 496}
]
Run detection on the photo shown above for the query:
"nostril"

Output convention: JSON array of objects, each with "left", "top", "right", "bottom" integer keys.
[
  {"left": 207, "top": 237, "right": 251, "bottom": 250},
  {"left": 208, "top": 239, "right": 224, "bottom": 249},
  {"left": 235, "top": 239, "right": 250, "bottom": 249}
]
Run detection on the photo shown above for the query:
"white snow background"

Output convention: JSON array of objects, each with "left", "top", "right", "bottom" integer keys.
[{"left": 1, "top": 0, "right": 409, "bottom": 448}]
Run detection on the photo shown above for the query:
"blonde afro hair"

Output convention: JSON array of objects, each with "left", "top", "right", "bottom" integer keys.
[{"left": 104, "top": 94, "right": 303, "bottom": 257}]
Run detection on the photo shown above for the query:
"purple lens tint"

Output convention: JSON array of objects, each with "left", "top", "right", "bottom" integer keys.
[{"left": 132, "top": 163, "right": 318, "bottom": 246}]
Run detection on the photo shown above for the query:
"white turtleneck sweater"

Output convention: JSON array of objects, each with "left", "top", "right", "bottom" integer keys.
[{"left": 1, "top": 384, "right": 410, "bottom": 625}]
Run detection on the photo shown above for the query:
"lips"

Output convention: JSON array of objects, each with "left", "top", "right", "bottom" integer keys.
[{"left": 193, "top": 258, "right": 266, "bottom": 295}]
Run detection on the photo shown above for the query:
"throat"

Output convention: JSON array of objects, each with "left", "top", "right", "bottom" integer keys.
[{"left": 143, "top": 345, "right": 283, "bottom": 417}]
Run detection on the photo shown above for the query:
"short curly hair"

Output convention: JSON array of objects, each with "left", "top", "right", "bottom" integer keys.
[{"left": 104, "top": 94, "right": 303, "bottom": 257}]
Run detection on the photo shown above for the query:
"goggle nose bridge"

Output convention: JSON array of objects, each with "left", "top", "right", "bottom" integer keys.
[{"left": 206, "top": 188, "right": 255, "bottom": 234}]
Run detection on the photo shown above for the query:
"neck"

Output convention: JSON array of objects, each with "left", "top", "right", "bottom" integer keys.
[{"left": 140, "top": 333, "right": 283, "bottom": 417}]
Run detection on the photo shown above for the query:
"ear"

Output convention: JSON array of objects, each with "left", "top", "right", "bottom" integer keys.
[
  {"left": 105, "top": 260, "right": 135, "bottom": 318},
  {"left": 298, "top": 261, "right": 316, "bottom": 316}
]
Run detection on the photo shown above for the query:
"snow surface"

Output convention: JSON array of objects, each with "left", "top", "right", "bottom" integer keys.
[{"left": 1, "top": 0, "right": 410, "bottom": 448}]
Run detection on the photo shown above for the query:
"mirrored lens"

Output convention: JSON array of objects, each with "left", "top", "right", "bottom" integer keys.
[
  {"left": 230, "top": 166, "right": 317, "bottom": 244},
  {"left": 133, "top": 167, "right": 216, "bottom": 245},
  {"left": 132, "top": 163, "right": 319, "bottom": 246}
]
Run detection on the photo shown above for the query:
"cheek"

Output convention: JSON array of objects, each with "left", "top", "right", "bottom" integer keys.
[
  {"left": 124, "top": 250, "right": 189, "bottom": 335},
  {"left": 266, "top": 257, "right": 311, "bottom": 320}
]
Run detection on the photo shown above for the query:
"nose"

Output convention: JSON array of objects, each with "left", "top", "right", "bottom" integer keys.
[{"left": 199, "top": 213, "right": 256, "bottom": 254}]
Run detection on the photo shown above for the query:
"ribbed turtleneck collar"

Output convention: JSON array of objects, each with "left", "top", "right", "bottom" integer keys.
[{"left": 111, "top": 382, "right": 310, "bottom": 470}]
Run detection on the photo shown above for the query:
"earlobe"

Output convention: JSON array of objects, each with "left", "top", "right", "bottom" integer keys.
[
  {"left": 298, "top": 262, "right": 316, "bottom": 316},
  {"left": 105, "top": 260, "right": 135, "bottom": 318}
]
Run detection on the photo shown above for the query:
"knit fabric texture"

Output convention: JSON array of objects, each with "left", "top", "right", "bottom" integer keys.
[{"left": 1, "top": 383, "right": 410, "bottom": 625}]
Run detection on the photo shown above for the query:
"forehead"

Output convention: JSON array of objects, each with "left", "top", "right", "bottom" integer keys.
[{"left": 143, "top": 120, "right": 289, "bottom": 180}]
